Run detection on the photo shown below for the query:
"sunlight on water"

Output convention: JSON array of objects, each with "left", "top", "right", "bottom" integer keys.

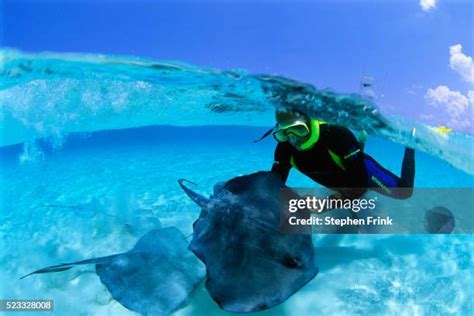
[{"left": 1, "top": 49, "right": 473, "bottom": 174}]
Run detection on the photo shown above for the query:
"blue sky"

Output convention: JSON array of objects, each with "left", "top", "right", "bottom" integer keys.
[{"left": 2, "top": 0, "right": 473, "bottom": 131}]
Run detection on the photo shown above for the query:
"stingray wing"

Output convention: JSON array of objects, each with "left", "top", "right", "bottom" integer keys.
[
  {"left": 22, "top": 227, "right": 205, "bottom": 315},
  {"left": 186, "top": 171, "right": 319, "bottom": 312},
  {"left": 96, "top": 227, "right": 205, "bottom": 315}
]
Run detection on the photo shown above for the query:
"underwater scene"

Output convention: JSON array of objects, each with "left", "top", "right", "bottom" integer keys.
[
  {"left": 1, "top": 48, "right": 474, "bottom": 316},
  {"left": 1, "top": 0, "right": 473, "bottom": 315}
]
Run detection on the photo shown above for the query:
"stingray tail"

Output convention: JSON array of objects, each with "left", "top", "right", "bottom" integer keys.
[
  {"left": 20, "top": 263, "right": 76, "bottom": 279},
  {"left": 20, "top": 256, "right": 113, "bottom": 280},
  {"left": 178, "top": 179, "right": 210, "bottom": 208}
]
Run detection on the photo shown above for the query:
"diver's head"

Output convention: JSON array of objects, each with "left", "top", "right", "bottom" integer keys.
[
  {"left": 273, "top": 109, "right": 316, "bottom": 151},
  {"left": 275, "top": 109, "right": 309, "bottom": 126}
]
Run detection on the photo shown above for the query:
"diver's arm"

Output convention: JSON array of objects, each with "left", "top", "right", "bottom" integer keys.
[{"left": 271, "top": 143, "right": 292, "bottom": 184}]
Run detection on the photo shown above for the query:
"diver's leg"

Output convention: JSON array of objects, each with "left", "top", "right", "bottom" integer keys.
[{"left": 363, "top": 148, "right": 415, "bottom": 199}]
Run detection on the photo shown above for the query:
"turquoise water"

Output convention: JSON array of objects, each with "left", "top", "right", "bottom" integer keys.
[
  {"left": 1, "top": 50, "right": 473, "bottom": 174},
  {"left": 1, "top": 51, "right": 474, "bottom": 315}
]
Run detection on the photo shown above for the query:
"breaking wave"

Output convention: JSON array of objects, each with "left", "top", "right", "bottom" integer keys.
[{"left": 1, "top": 49, "right": 473, "bottom": 174}]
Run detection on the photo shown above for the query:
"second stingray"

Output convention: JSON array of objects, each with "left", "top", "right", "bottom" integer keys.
[{"left": 21, "top": 226, "right": 206, "bottom": 315}]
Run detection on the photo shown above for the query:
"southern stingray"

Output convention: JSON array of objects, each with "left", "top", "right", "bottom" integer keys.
[
  {"left": 21, "top": 226, "right": 206, "bottom": 315},
  {"left": 179, "top": 171, "right": 318, "bottom": 312}
]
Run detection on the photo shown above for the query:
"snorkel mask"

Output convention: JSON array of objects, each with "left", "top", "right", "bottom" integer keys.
[
  {"left": 273, "top": 110, "right": 322, "bottom": 151},
  {"left": 272, "top": 121, "right": 310, "bottom": 143}
]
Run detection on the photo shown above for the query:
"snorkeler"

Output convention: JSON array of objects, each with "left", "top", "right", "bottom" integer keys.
[{"left": 269, "top": 110, "right": 415, "bottom": 199}]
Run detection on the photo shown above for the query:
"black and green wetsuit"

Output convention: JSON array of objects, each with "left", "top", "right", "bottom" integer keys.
[{"left": 271, "top": 122, "right": 415, "bottom": 199}]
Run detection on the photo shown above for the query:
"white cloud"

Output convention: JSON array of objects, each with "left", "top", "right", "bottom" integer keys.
[
  {"left": 469, "top": 91, "right": 474, "bottom": 104},
  {"left": 425, "top": 86, "right": 473, "bottom": 130},
  {"left": 426, "top": 86, "right": 469, "bottom": 113},
  {"left": 449, "top": 44, "right": 474, "bottom": 83},
  {"left": 422, "top": 44, "right": 474, "bottom": 132},
  {"left": 420, "top": 0, "right": 436, "bottom": 11}
]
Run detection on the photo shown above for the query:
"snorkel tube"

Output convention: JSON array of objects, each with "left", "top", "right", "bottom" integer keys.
[{"left": 298, "top": 119, "right": 324, "bottom": 151}]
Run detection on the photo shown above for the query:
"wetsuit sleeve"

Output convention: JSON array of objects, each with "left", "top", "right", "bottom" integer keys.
[
  {"left": 326, "top": 125, "right": 367, "bottom": 198},
  {"left": 271, "top": 142, "right": 292, "bottom": 184}
]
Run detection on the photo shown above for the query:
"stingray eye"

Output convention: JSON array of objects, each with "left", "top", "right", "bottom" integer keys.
[
  {"left": 282, "top": 255, "right": 303, "bottom": 268},
  {"left": 292, "top": 256, "right": 303, "bottom": 267}
]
